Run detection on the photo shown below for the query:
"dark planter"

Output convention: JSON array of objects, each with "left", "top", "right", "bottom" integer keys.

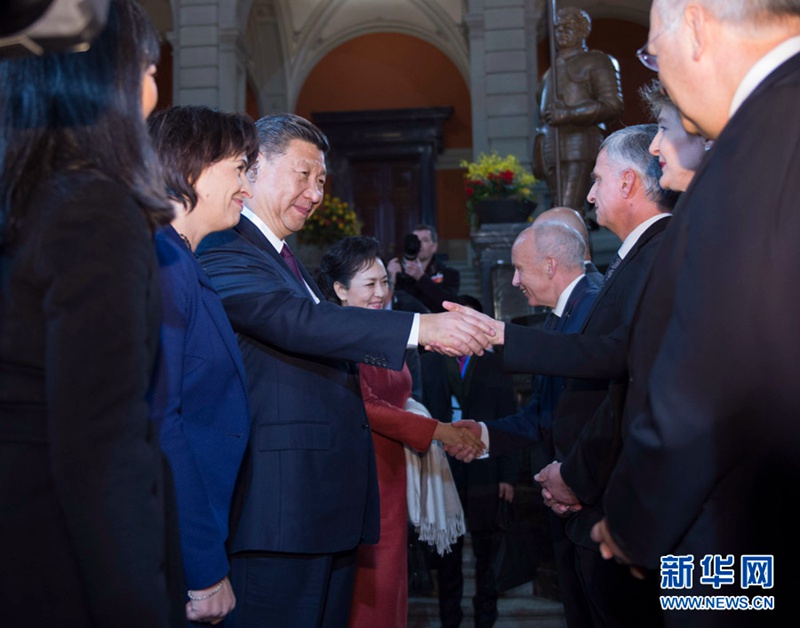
[{"left": 474, "top": 198, "right": 536, "bottom": 225}]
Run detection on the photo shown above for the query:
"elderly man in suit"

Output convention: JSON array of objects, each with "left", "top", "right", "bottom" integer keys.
[
  {"left": 457, "top": 217, "right": 602, "bottom": 626},
  {"left": 534, "top": 206, "right": 604, "bottom": 287},
  {"left": 587, "top": 2, "right": 800, "bottom": 627},
  {"left": 420, "top": 294, "right": 520, "bottom": 628},
  {"left": 453, "top": 125, "right": 677, "bottom": 626},
  {"left": 197, "top": 113, "right": 494, "bottom": 627}
]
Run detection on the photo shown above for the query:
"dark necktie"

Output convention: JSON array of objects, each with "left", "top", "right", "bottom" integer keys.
[
  {"left": 604, "top": 253, "right": 622, "bottom": 284},
  {"left": 543, "top": 311, "right": 560, "bottom": 331},
  {"left": 280, "top": 243, "right": 305, "bottom": 284},
  {"left": 457, "top": 355, "right": 469, "bottom": 378}
]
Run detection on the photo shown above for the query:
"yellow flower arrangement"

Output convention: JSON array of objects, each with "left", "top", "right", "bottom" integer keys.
[
  {"left": 459, "top": 152, "right": 537, "bottom": 220},
  {"left": 297, "top": 194, "right": 362, "bottom": 247}
]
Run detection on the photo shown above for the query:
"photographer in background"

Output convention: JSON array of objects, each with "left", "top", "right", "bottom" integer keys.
[{"left": 388, "top": 224, "right": 460, "bottom": 313}]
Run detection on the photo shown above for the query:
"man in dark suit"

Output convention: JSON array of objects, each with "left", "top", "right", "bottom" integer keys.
[
  {"left": 457, "top": 216, "right": 601, "bottom": 626},
  {"left": 535, "top": 206, "right": 604, "bottom": 289},
  {"left": 389, "top": 224, "right": 461, "bottom": 312},
  {"left": 589, "top": 2, "right": 800, "bottom": 627},
  {"left": 420, "top": 295, "right": 520, "bottom": 628},
  {"left": 385, "top": 257, "right": 430, "bottom": 401},
  {"left": 455, "top": 125, "right": 676, "bottom": 627},
  {"left": 196, "top": 114, "right": 493, "bottom": 627}
]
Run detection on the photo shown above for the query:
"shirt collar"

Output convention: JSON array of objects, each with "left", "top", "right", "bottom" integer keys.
[
  {"left": 241, "top": 206, "right": 284, "bottom": 253},
  {"left": 554, "top": 273, "right": 584, "bottom": 317},
  {"left": 617, "top": 213, "right": 670, "bottom": 260}
]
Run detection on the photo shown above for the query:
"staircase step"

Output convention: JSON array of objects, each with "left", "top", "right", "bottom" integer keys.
[
  {"left": 408, "top": 593, "right": 567, "bottom": 627},
  {"left": 407, "top": 533, "right": 566, "bottom": 627},
  {"left": 444, "top": 260, "right": 481, "bottom": 300}
]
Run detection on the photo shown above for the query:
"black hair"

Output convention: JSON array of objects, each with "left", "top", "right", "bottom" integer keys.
[
  {"left": 318, "top": 236, "right": 384, "bottom": 304},
  {"left": 255, "top": 113, "right": 330, "bottom": 162},
  {"left": 0, "top": 0, "right": 171, "bottom": 248},
  {"left": 412, "top": 223, "right": 438, "bottom": 243},
  {"left": 148, "top": 105, "right": 259, "bottom": 211}
]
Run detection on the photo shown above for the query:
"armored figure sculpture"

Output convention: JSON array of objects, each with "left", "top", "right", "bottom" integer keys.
[{"left": 534, "top": 7, "right": 624, "bottom": 215}]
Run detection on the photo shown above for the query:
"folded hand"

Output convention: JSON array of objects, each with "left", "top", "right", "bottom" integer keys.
[
  {"left": 534, "top": 461, "right": 581, "bottom": 515},
  {"left": 590, "top": 518, "right": 647, "bottom": 580}
]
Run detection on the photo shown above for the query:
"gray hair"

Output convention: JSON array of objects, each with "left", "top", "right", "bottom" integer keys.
[
  {"left": 599, "top": 125, "right": 675, "bottom": 207},
  {"left": 639, "top": 79, "right": 676, "bottom": 120},
  {"left": 655, "top": 0, "right": 800, "bottom": 26},
  {"left": 529, "top": 221, "right": 586, "bottom": 272}
]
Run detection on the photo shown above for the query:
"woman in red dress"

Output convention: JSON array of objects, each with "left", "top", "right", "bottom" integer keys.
[{"left": 318, "top": 236, "right": 484, "bottom": 627}]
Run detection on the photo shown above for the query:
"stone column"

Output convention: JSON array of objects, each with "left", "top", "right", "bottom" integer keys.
[
  {"left": 465, "top": 1, "right": 546, "bottom": 318},
  {"left": 170, "top": 0, "right": 247, "bottom": 112},
  {"left": 464, "top": 0, "right": 544, "bottom": 164}
]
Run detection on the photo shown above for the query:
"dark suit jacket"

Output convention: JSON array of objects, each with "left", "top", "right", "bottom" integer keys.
[
  {"left": 421, "top": 349, "right": 519, "bottom": 532},
  {"left": 197, "top": 215, "right": 414, "bottom": 554},
  {"left": 0, "top": 173, "right": 184, "bottom": 627},
  {"left": 150, "top": 226, "right": 250, "bottom": 590},
  {"left": 584, "top": 261, "right": 604, "bottom": 289},
  {"left": 501, "top": 217, "right": 670, "bottom": 547},
  {"left": 389, "top": 290, "right": 430, "bottom": 401},
  {"left": 395, "top": 257, "right": 460, "bottom": 313},
  {"left": 603, "top": 52, "right": 800, "bottom": 617},
  {"left": 485, "top": 275, "right": 600, "bottom": 461}
]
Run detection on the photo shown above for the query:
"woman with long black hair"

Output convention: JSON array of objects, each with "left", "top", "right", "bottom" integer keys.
[{"left": 0, "top": 2, "right": 184, "bottom": 625}]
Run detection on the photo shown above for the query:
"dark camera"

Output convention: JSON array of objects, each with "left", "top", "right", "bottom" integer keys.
[{"left": 402, "top": 233, "right": 421, "bottom": 261}]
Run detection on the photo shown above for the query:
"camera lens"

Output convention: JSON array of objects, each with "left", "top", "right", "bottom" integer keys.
[{"left": 402, "top": 233, "right": 421, "bottom": 261}]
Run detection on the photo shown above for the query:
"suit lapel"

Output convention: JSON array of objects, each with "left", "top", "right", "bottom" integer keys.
[
  {"left": 170, "top": 229, "right": 249, "bottom": 394},
  {"left": 236, "top": 216, "right": 324, "bottom": 301},
  {"left": 559, "top": 276, "right": 590, "bottom": 329},
  {"left": 199, "top": 279, "right": 249, "bottom": 392},
  {"left": 578, "top": 216, "right": 671, "bottom": 332}
]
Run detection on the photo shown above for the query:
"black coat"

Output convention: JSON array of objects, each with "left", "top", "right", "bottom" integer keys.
[
  {"left": 198, "top": 215, "right": 414, "bottom": 554},
  {"left": 0, "top": 173, "right": 185, "bottom": 627},
  {"left": 421, "top": 350, "right": 519, "bottom": 532},
  {"left": 603, "top": 52, "right": 800, "bottom": 626},
  {"left": 501, "top": 217, "right": 670, "bottom": 546}
]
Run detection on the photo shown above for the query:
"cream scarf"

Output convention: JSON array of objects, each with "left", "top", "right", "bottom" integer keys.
[{"left": 404, "top": 397, "right": 465, "bottom": 555}]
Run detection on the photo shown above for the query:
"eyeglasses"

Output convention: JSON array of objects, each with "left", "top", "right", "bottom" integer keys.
[
  {"left": 636, "top": 25, "right": 671, "bottom": 73},
  {"left": 636, "top": 45, "right": 659, "bottom": 72}
]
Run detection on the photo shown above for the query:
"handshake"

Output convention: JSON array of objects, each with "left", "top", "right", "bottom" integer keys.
[
  {"left": 418, "top": 301, "right": 506, "bottom": 357},
  {"left": 440, "top": 420, "right": 485, "bottom": 462}
]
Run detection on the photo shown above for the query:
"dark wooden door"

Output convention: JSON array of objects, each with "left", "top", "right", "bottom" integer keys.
[{"left": 351, "top": 158, "right": 422, "bottom": 258}]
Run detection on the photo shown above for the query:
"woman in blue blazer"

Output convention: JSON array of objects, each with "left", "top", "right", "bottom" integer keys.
[{"left": 148, "top": 106, "right": 259, "bottom": 625}]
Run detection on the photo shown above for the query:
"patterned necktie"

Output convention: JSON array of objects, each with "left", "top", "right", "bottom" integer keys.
[
  {"left": 543, "top": 311, "right": 560, "bottom": 331},
  {"left": 604, "top": 253, "right": 622, "bottom": 284},
  {"left": 280, "top": 243, "right": 305, "bottom": 284}
]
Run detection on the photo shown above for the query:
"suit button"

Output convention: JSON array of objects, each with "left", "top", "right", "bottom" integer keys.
[{"left": 362, "top": 422, "right": 369, "bottom": 429}]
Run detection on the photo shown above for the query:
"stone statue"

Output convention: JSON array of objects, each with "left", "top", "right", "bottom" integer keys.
[{"left": 534, "top": 7, "right": 624, "bottom": 215}]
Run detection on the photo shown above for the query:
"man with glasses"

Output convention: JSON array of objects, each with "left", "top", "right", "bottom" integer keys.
[{"left": 591, "top": 2, "right": 800, "bottom": 626}]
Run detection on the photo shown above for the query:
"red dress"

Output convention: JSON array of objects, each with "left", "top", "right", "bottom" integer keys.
[{"left": 348, "top": 363, "right": 438, "bottom": 628}]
